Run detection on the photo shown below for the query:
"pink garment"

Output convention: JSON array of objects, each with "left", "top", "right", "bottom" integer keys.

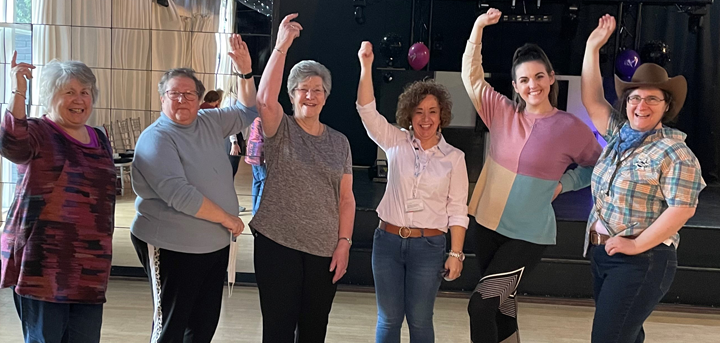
[{"left": 244, "top": 117, "right": 264, "bottom": 165}]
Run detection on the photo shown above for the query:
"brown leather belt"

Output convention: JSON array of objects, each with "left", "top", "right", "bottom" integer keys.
[
  {"left": 380, "top": 221, "right": 444, "bottom": 238},
  {"left": 589, "top": 230, "right": 638, "bottom": 246}
]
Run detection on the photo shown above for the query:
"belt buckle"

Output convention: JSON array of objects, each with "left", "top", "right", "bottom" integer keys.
[
  {"left": 399, "top": 226, "right": 411, "bottom": 239},
  {"left": 591, "top": 232, "right": 601, "bottom": 245}
]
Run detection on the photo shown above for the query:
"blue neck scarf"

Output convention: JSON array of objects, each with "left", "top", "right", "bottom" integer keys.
[{"left": 612, "top": 123, "right": 656, "bottom": 155}]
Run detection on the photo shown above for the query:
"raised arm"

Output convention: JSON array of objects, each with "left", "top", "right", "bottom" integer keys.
[
  {"left": 581, "top": 14, "right": 616, "bottom": 136},
  {"left": 228, "top": 34, "right": 257, "bottom": 108},
  {"left": 356, "top": 41, "right": 404, "bottom": 150},
  {"left": 256, "top": 13, "right": 302, "bottom": 138},
  {"left": 0, "top": 51, "right": 38, "bottom": 164},
  {"left": 461, "top": 8, "right": 503, "bottom": 128}
]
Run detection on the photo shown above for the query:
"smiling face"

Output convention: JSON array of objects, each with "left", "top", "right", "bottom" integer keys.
[
  {"left": 512, "top": 60, "right": 555, "bottom": 112},
  {"left": 49, "top": 78, "right": 94, "bottom": 128},
  {"left": 291, "top": 76, "right": 327, "bottom": 119},
  {"left": 411, "top": 95, "right": 441, "bottom": 144},
  {"left": 625, "top": 87, "right": 667, "bottom": 132},
  {"left": 160, "top": 76, "right": 201, "bottom": 125}
]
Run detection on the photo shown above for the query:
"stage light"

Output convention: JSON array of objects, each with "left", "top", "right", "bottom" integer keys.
[{"left": 353, "top": 0, "right": 367, "bottom": 25}]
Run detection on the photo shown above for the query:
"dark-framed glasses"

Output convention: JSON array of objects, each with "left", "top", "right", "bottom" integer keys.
[
  {"left": 165, "top": 90, "right": 199, "bottom": 101},
  {"left": 627, "top": 95, "right": 665, "bottom": 106}
]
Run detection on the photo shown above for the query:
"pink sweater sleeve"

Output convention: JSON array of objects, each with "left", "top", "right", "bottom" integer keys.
[{"left": 461, "top": 41, "right": 517, "bottom": 130}]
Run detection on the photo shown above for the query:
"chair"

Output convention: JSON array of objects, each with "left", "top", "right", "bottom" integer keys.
[
  {"left": 117, "top": 119, "right": 133, "bottom": 152},
  {"left": 130, "top": 117, "right": 143, "bottom": 148},
  {"left": 106, "top": 121, "right": 133, "bottom": 196}
]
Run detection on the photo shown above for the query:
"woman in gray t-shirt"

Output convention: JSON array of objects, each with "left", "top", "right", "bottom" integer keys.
[{"left": 251, "top": 13, "right": 356, "bottom": 342}]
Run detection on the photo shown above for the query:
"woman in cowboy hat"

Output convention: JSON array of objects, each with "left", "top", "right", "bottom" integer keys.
[{"left": 581, "top": 15, "right": 706, "bottom": 342}]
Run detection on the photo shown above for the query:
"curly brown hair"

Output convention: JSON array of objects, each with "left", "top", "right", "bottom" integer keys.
[{"left": 395, "top": 80, "right": 453, "bottom": 130}]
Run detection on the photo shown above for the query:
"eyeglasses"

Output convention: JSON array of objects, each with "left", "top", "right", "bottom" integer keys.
[
  {"left": 165, "top": 90, "right": 199, "bottom": 101},
  {"left": 627, "top": 95, "right": 665, "bottom": 106},
  {"left": 294, "top": 88, "right": 325, "bottom": 97}
]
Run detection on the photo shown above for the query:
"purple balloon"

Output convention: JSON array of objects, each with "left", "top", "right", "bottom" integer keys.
[
  {"left": 616, "top": 49, "right": 641, "bottom": 79},
  {"left": 408, "top": 42, "right": 430, "bottom": 70}
]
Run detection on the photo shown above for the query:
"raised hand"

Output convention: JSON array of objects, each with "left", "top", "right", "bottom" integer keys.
[
  {"left": 10, "top": 51, "right": 35, "bottom": 94},
  {"left": 358, "top": 41, "right": 374, "bottom": 69},
  {"left": 587, "top": 14, "right": 616, "bottom": 51},
  {"left": 475, "top": 8, "right": 502, "bottom": 28},
  {"left": 228, "top": 34, "right": 252, "bottom": 75},
  {"left": 275, "top": 13, "right": 303, "bottom": 53}
]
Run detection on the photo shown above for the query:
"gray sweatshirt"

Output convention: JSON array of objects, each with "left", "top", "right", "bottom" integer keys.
[{"left": 131, "top": 103, "right": 257, "bottom": 253}]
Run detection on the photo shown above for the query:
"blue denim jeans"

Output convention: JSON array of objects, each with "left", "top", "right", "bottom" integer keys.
[
  {"left": 251, "top": 164, "right": 267, "bottom": 215},
  {"left": 589, "top": 243, "right": 677, "bottom": 343},
  {"left": 13, "top": 290, "right": 103, "bottom": 343},
  {"left": 372, "top": 228, "right": 446, "bottom": 343}
]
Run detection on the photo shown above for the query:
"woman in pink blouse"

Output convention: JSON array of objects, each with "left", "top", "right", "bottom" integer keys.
[{"left": 356, "top": 41, "right": 469, "bottom": 343}]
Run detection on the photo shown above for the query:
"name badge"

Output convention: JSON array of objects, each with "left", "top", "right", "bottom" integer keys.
[{"left": 405, "top": 199, "right": 424, "bottom": 212}]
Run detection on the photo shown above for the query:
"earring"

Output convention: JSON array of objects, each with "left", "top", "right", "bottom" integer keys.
[
  {"left": 409, "top": 125, "right": 413, "bottom": 131},
  {"left": 438, "top": 127, "right": 442, "bottom": 133}
]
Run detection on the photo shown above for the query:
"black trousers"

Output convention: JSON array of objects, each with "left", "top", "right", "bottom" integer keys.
[
  {"left": 468, "top": 222, "right": 547, "bottom": 343},
  {"left": 132, "top": 234, "right": 229, "bottom": 343},
  {"left": 253, "top": 231, "right": 338, "bottom": 343}
]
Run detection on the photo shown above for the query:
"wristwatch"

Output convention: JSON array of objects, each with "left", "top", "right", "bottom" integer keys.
[
  {"left": 449, "top": 250, "right": 465, "bottom": 262},
  {"left": 338, "top": 237, "right": 352, "bottom": 247},
  {"left": 233, "top": 71, "right": 254, "bottom": 79}
]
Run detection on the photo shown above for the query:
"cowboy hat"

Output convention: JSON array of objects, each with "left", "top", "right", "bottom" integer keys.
[{"left": 615, "top": 63, "right": 687, "bottom": 121}]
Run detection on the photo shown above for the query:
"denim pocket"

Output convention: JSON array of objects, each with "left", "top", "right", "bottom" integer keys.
[
  {"left": 659, "top": 253, "right": 678, "bottom": 294},
  {"left": 423, "top": 235, "right": 446, "bottom": 249}
]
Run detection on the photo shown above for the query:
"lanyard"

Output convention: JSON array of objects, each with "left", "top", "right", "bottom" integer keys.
[{"left": 410, "top": 138, "right": 429, "bottom": 199}]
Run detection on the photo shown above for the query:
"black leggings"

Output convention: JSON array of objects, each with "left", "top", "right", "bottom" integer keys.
[
  {"left": 253, "top": 231, "right": 338, "bottom": 343},
  {"left": 468, "top": 223, "right": 547, "bottom": 343}
]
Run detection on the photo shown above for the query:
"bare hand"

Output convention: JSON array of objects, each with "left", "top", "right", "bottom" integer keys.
[
  {"left": 552, "top": 183, "right": 563, "bottom": 201},
  {"left": 276, "top": 13, "right": 303, "bottom": 52},
  {"left": 358, "top": 41, "right": 374, "bottom": 68},
  {"left": 230, "top": 143, "right": 241, "bottom": 156},
  {"left": 228, "top": 34, "right": 252, "bottom": 75},
  {"left": 587, "top": 14, "right": 616, "bottom": 51},
  {"left": 475, "top": 8, "right": 502, "bottom": 28},
  {"left": 329, "top": 239, "right": 350, "bottom": 284},
  {"left": 444, "top": 256, "right": 463, "bottom": 281},
  {"left": 222, "top": 215, "right": 245, "bottom": 237},
  {"left": 605, "top": 236, "right": 640, "bottom": 256},
  {"left": 10, "top": 51, "right": 35, "bottom": 94}
]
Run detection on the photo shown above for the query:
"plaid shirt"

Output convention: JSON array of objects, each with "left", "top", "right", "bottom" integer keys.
[{"left": 584, "top": 114, "right": 706, "bottom": 254}]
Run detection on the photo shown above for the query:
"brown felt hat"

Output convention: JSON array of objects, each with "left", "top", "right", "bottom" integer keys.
[{"left": 615, "top": 63, "right": 687, "bottom": 121}]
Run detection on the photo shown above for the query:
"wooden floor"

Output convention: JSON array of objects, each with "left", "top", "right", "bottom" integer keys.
[{"left": 2, "top": 278, "right": 720, "bottom": 342}]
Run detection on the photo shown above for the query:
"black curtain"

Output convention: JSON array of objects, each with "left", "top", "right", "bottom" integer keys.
[{"left": 640, "top": 4, "right": 719, "bottom": 183}]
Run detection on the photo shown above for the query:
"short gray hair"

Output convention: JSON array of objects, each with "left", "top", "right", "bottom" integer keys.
[
  {"left": 157, "top": 68, "right": 206, "bottom": 98},
  {"left": 287, "top": 60, "right": 332, "bottom": 97},
  {"left": 39, "top": 60, "right": 99, "bottom": 111}
]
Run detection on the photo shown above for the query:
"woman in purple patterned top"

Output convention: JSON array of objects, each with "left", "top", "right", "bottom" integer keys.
[{"left": 0, "top": 52, "right": 116, "bottom": 343}]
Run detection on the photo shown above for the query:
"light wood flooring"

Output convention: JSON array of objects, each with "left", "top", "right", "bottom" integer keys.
[{"left": 2, "top": 278, "right": 720, "bottom": 342}]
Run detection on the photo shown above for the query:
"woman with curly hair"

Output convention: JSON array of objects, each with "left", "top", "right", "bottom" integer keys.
[{"left": 357, "top": 41, "right": 469, "bottom": 343}]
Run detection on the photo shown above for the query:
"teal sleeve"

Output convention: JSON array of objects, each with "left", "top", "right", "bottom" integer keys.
[{"left": 559, "top": 166, "right": 594, "bottom": 193}]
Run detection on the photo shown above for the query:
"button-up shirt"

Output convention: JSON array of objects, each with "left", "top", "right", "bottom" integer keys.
[
  {"left": 584, "top": 114, "right": 706, "bottom": 254},
  {"left": 356, "top": 101, "right": 469, "bottom": 231}
]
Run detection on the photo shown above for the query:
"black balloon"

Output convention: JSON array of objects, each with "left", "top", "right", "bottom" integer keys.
[
  {"left": 640, "top": 41, "right": 671, "bottom": 67},
  {"left": 379, "top": 33, "right": 403, "bottom": 67}
]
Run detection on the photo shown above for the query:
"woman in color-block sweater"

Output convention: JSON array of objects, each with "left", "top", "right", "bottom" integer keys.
[{"left": 461, "top": 8, "right": 602, "bottom": 343}]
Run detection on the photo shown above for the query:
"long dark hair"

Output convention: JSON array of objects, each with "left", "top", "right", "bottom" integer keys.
[{"left": 510, "top": 44, "right": 558, "bottom": 112}]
